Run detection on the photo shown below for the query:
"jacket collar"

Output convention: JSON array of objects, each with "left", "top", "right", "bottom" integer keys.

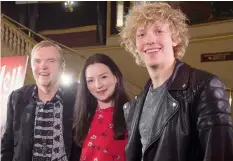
[
  {"left": 21, "top": 83, "right": 77, "bottom": 157},
  {"left": 143, "top": 59, "right": 192, "bottom": 93},
  {"left": 128, "top": 60, "right": 191, "bottom": 158},
  {"left": 32, "top": 85, "right": 64, "bottom": 103}
]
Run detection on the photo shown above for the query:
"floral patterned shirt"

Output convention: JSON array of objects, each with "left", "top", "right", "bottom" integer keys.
[{"left": 80, "top": 106, "right": 127, "bottom": 161}]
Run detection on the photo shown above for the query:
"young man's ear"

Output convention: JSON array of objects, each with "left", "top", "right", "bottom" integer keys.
[
  {"left": 172, "top": 41, "right": 178, "bottom": 47},
  {"left": 171, "top": 35, "right": 179, "bottom": 47},
  {"left": 172, "top": 38, "right": 179, "bottom": 47}
]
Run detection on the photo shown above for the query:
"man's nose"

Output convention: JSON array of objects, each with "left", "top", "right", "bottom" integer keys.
[
  {"left": 40, "top": 61, "right": 48, "bottom": 69},
  {"left": 145, "top": 32, "right": 156, "bottom": 45}
]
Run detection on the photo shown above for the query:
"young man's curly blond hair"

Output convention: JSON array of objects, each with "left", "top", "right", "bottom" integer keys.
[{"left": 119, "top": 2, "right": 189, "bottom": 66}]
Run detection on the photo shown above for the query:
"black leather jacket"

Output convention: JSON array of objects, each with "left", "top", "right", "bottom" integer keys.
[
  {"left": 124, "top": 60, "right": 233, "bottom": 161},
  {"left": 1, "top": 84, "right": 78, "bottom": 161}
]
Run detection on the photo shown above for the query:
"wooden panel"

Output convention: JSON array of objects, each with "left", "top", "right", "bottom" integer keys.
[
  {"left": 45, "top": 31, "right": 103, "bottom": 48},
  {"left": 39, "top": 25, "right": 96, "bottom": 35}
]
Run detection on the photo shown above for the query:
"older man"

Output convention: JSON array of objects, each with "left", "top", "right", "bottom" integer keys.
[{"left": 1, "top": 41, "right": 78, "bottom": 161}]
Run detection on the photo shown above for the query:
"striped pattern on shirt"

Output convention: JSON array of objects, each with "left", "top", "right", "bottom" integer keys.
[{"left": 32, "top": 87, "right": 68, "bottom": 161}]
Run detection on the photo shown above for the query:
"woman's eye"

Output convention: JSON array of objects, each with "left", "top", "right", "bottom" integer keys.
[
  {"left": 101, "top": 76, "right": 107, "bottom": 79},
  {"left": 87, "top": 80, "right": 93, "bottom": 83}
]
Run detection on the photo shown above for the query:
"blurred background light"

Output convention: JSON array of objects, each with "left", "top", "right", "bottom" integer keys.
[{"left": 61, "top": 73, "right": 73, "bottom": 86}]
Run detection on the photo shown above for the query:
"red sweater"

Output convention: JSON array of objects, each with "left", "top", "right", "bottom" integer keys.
[{"left": 80, "top": 106, "right": 127, "bottom": 161}]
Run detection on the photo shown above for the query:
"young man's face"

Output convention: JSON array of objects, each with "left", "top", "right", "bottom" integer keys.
[{"left": 135, "top": 22, "right": 177, "bottom": 68}]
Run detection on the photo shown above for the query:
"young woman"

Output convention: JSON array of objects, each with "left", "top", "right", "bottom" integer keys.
[{"left": 73, "top": 53, "right": 129, "bottom": 161}]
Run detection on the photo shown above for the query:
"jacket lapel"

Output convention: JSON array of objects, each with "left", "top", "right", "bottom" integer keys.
[
  {"left": 20, "top": 85, "right": 36, "bottom": 161},
  {"left": 126, "top": 85, "right": 149, "bottom": 148},
  {"left": 21, "top": 102, "right": 36, "bottom": 139},
  {"left": 148, "top": 92, "right": 179, "bottom": 145},
  {"left": 21, "top": 85, "right": 36, "bottom": 140},
  {"left": 21, "top": 101, "right": 36, "bottom": 160},
  {"left": 143, "top": 60, "right": 192, "bottom": 153},
  {"left": 125, "top": 88, "right": 148, "bottom": 161},
  {"left": 17, "top": 84, "right": 77, "bottom": 160}
]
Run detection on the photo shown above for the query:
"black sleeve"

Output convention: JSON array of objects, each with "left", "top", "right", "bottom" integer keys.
[
  {"left": 1, "top": 91, "right": 15, "bottom": 161},
  {"left": 197, "top": 77, "right": 233, "bottom": 161}
]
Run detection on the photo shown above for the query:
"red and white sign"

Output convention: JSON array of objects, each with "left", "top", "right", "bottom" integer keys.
[{"left": 0, "top": 56, "right": 28, "bottom": 135}]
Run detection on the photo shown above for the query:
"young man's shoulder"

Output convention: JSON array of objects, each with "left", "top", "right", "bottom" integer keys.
[
  {"left": 183, "top": 62, "right": 226, "bottom": 92},
  {"left": 189, "top": 64, "right": 220, "bottom": 83}
]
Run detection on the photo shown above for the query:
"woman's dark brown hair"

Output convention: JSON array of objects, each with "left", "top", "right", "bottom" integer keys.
[{"left": 73, "top": 53, "right": 129, "bottom": 146}]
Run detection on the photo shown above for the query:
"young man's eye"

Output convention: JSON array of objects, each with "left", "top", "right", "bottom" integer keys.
[
  {"left": 137, "top": 33, "right": 145, "bottom": 38},
  {"left": 155, "top": 30, "right": 163, "bottom": 34}
]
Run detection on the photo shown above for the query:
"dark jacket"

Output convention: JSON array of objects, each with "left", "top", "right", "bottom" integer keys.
[
  {"left": 1, "top": 84, "right": 78, "bottom": 161},
  {"left": 124, "top": 60, "right": 233, "bottom": 161}
]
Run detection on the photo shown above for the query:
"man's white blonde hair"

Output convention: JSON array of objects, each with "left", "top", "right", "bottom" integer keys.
[{"left": 31, "top": 40, "right": 65, "bottom": 68}]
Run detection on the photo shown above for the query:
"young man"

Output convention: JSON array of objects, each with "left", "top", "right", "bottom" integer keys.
[
  {"left": 1, "top": 41, "right": 78, "bottom": 161},
  {"left": 120, "top": 2, "right": 233, "bottom": 161}
]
